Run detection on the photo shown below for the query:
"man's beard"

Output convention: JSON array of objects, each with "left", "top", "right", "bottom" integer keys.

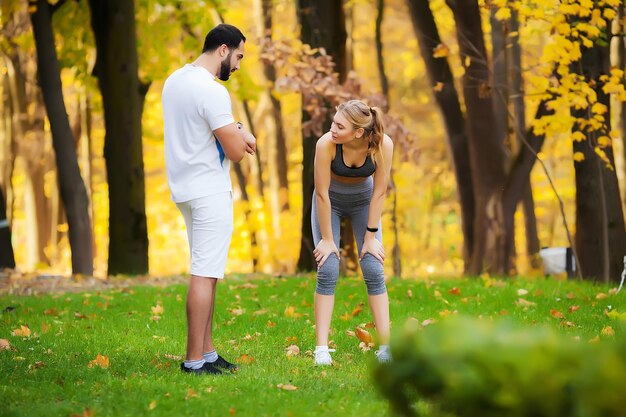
[{"left": 218, "top": 51, "right": 234, "bottom": 81}]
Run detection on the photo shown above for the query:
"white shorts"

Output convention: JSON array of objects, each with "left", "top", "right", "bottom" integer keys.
[{"left": 176, "top": 192, "right": 233, "bottom": 278}]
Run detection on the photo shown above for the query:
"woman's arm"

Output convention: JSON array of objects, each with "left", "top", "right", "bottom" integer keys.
[
  {"left": 313, "top": 133, "right": 340, "bottom": 267},
  {"left": 362, "top": 135, "right": 394, "bottom": 261}
]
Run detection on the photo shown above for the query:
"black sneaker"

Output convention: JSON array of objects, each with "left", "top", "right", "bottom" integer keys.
[
  {"left": 210, "top": 355, "right": 239, "bottom": 371},
  {"left": 180, "top": 362, "right": 222, "bottom": 375}
]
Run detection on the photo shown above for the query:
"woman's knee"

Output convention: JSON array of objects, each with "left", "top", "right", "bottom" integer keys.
[
  {"left": 315, "top": 253, "right": 340, "bottom": 295},
  {"left": 360, "top": 254, "right": 386, "bottom": 295}
]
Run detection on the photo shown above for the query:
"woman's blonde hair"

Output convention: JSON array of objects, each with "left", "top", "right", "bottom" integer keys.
[{"left": 336, "top": 100, "right": 385, "bottom": 159}]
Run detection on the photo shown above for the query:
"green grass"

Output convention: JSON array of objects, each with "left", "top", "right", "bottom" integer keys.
[{"left": 0, "top": 275, "right": 624, "bottom": 417}]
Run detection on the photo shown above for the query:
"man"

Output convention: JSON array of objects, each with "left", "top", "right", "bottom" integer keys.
[{"left": 162, "top": 24, "right": 256, "bottom": 375}]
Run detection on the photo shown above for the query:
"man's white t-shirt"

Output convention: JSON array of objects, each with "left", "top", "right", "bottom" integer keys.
[{"left": 162, "top": 64, "right": 235, "bottom": 203}]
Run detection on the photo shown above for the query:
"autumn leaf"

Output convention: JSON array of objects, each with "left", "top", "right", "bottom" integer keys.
[
  {"left": 0, "top": 339, "right": 11, "bottom": 351},
  {"left": 573, "top": 152, "right": 585, "bottom": 162},
  {"left": 407, "top": 289, "right": 413, "bottom": 299},
  {"left": 351, "top": 303, "right": 364, "bottom": 316},
  {"left": 163, "top": 353, "right": 183, "bottom": 361},
  {"left": 568, "top": 305, "right": 580, "bottom": 313},
  {"left": 151, "top": 304, "right": 164, "bottom": 315},
  {"left": 595, "top": 293, "right": 608, "bottom": 300},
  {"left": 70, "top": 408, "right": 94, "bottom": 417},
  {"left": 432, "top": 43, "right": 450, "bottom": 58},
  {"left": 285, "top": 344, "right": 300, "bottom": 356},
  {"left": 433, "top": 82, "right": 444, "bottom": 93},
  {"left": 44, "top": 308, "right": 59, "bottom": 316},
  {"left": 186, "top": 388, "right": 197, "bottom": 399},
  {"left": 588, "top": 336, "right": 600, "bottom": 344},
  {"left": 515, "top": 298, "right": 536, "bottom": 308},
  {"left": 267, "top": 320, "right": 276, "bottom": 328},
  {"left": 149, "top": 400, "right": 157, "bottom": 410},
  {"left": 87, "top": 354, "right": 109, "bottom": 369},
  {"left": 237, "top": 354, "right": 255, "bottom": 364},
  {"left": 276, "top": 384, "right": 298, "bottom": 391},
  {"left": 359, "top": 341, "right": 374, "bottom": 352},
  {"left": 550, "top": 309, "right": 565, "bottom": 319},
  {"left": 517, "top": 289, "right": 529, "bottom": 296},
  {"left": 421, "top": 319, "right": 436, "bottom": 327},
  {"left": 12, "top": 325, "right": 31, "bottom": 337},
  {"left": 448, "top": 287, "right": 460, "bottom": 296},
  {"left": 355, "top": 327, "right": 373, "bottom": 344},
  {"left": 339, "top": 312, "right": 351, "bottom": 321},
  {"left": 283, "top": 306, "right": 301, "bottom": 318},
  {"left": 601, "top": 326, "right": 615, "bottom": 337},
  {"left": 230, "top": 307, "right": 244, "bottom": 316},
  {"left": 346, "top": 330, "right": 355, "bottom": 337}
]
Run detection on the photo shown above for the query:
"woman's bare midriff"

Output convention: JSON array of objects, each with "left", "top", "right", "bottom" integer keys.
[{"left": 331, "top": 173, "right": 370, "bottom": 184}]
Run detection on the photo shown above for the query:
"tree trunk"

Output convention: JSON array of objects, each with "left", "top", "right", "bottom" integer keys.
[
  {"left": 614, "top": 5, "right": 626, "bottom": 210},
  {"left": 259, "top": 0, "right": 290, "bottom": 212},
  {"left": 88, "top": 0, "right": 149, "bottom": 275},
  {"left": 446, "top": 0, "right": 508, "bottom": 275},
  {"left": 508, "top": 9, "right": 540, "bottom": 268},
  {"left": 296, "top": 0, "right": 347, "bottom": 271},
  {"left": 375, "top": 0, "right": 389, "bottom": 105},
  {"left": 29, "top": 0, "right": 93, "bottom": 275},
  {"left": 572, "top": 40, "right": 626, "bottom": 282},
  {"left": 0, "top": 184, "right": 15, "bottom": 269},
  {"left": 406, "top": 0, "right": 475, "bottom": 271}
]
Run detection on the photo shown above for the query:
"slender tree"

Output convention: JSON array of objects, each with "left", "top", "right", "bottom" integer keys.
[
  {"left": 0, "top": 183, "right": 15, "bottom": 269},
  {"left": 571, "top": 34, "right": 626, "bottom": 282},
  {"left": 29, "top": 0, "right": 93, "bottom": 275},
  {"left": 406, "top": 0, "right": 475, "bottom": 271},
  {"left": 88, "top": 0, "right": 149, "bottom": 275},
  {"left": 296, "top": 0, "right": 347, "bottom": 271}
]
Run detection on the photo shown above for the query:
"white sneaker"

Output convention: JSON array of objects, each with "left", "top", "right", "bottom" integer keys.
[
  {"left": 314, "top": 348, "right": 335, "bottom": 366},
  {"left": 375, "top": 347, "right": 392, "bottom": 363}
]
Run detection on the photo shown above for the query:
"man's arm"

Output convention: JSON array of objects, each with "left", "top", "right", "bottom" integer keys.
[{"left": 213, "top": 123, "right": 250, "bottom": 163}]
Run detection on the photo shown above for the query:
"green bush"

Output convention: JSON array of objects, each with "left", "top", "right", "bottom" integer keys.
[{"left": 373, "top": 317, "right": 626, "bottom": 417}]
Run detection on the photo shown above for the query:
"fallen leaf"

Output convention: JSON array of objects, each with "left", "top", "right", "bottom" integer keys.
[
  {"left": 359, "top": 341, "right": 374, "bottom": 352},
  {"left": 352, "top": 303, "right": 364, "bottom": 316},
  {"left": 285, "top": 344, "right": 300, "bottom": 356},
  {"left": 230, "top": 308, "right": 244, "bottom": 316},
  {"left": 277, "top": 384, "right": 298, "bottom": 391},
  {"left": 163, "top": 353, "right": 183, "bottom": 361},
  {"left": 421, "top": 319, "right": 436, "bottom": 327},
  {"left": 596, "top": 293, "right": 608, "bottom": 300},
  {"left": 253, "top": 309, "right": 267, "bottom": 316},
  {"left": 186, "top": 388, "right": 197, "bottom": 399},
  {"left": 339, "top": 312, "right": 351, "bottom": 321},
  {"left": 601, "top": 326, "right": 615, "bottom": 337},
  {"left": 517, "top": 289, "right": 528, "bottom": 296},
  {"left": 285, "top": 336, "right": 298, "bottom": 343},
  {"left": 550, "top": 309, "right": 565, "bottom": 319},
  {"left": 566, "top": 292, "right": 575, "bottom": 299},
  {"left": 346, "top": 330, "right": 355, "bottom": 337},
  {"left": 229, "top": 407, "right": 236, "bottom": 416},
  {"left": 237, "top": 354, "right": 255, "bottom": 364},
  {"left": 609, "top": 288, "right": 618, "bottom": 295},
  {"left": 149, "top": 400, "right": 157, "bottom": 410},
  {"left": 363, "top": 322, "right": 375, "bottom": 329},
  {"left": 588, "top": 336, "right": 600, "bottom": 344},
  {"left": 515, "top": 298, "right": 536, "bottom": 308},
  {"left": 44, "top": 308, "right": 59, "bottom": 316},
  {"left": 74, "top": 312, "right": 88, "bottom": 319},
  {"left": 12, "top": 325, "right": 31, "bottom": 337},
  {"left": 267, "top": 320, "right": 276, "bottom": 328},
  {"left": 448, "top": 287, "right": 461, "bottom": 296},
  {"left": 284, "top": 306, "right": 301, "bottom": 318},
  {"left": 433, "top": 82, "right": 444, "bottom": 92},
  {"left": 407, "top": 289, "right": 413, "bottom": 299},
  {"left": 355, "top": 327, "right": 373, "bottom": 344},
  {"left": 0, "top": 339, "right": 11, "bottom": 350},
  {"left": 87, "top": 354, "right": 109, "bottom": 369},
  {"left": 151, "top": 304, "right": 164, "bottom": 315},
  {"left": 568, "top": 305, "right": 580, "bottom": 313}
]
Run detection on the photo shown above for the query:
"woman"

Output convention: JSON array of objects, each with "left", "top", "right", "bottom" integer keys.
[{"left": 311, "top": 99, "right": 394, "bottom": 365}]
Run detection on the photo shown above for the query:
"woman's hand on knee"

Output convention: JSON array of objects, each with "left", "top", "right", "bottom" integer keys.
[
  {"left": 360, "top": 237, "right": 385, "bottom": 264},
  {"left": 313, "top": 239, "right": 340, "bottom": 268}
]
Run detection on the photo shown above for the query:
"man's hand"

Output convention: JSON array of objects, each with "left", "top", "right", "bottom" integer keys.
[{"left": 241, "top": 130, "right": 256, "bottom": 155}]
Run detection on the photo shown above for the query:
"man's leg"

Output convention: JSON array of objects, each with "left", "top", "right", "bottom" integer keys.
[
  {"left": 202, "top": 278, "right": 218, "bottom": 353},
  {"left": 186, "top": 275, "right": 218, "bottom": 360}
]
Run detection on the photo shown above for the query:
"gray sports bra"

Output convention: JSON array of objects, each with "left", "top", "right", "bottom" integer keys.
[{"left": 330, "top": 144, "right": 376, "bottom": 177}]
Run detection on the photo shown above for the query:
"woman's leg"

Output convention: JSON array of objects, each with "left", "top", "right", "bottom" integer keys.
[
  {"left": 351, "top": 200, "right": 390, "bottom": 344},
  {"left": 311, "top": 194, "right": 342, "bottom": 346}
]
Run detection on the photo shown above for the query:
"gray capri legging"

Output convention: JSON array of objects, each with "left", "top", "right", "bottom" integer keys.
[{"left": 312, "top": 177, "right": 386, "bottom": 296}]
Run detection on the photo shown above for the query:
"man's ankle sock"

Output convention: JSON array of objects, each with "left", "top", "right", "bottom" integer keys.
[
  {"left": 378, "top": 344, "right": 390, "bottom": 352},
  {"left": 184, "top": 358, "right": 205, "bottom": 370},
  {"left": 315, "top": 345, "right": 328, "bottom": 352},
  {"left": 203, "top": 350, "right": 218, "bottom": 363}
]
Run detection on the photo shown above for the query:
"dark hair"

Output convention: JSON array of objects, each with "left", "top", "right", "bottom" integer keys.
[{"left": 202, "top": 24, "right": 246, "bottom": 53}]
